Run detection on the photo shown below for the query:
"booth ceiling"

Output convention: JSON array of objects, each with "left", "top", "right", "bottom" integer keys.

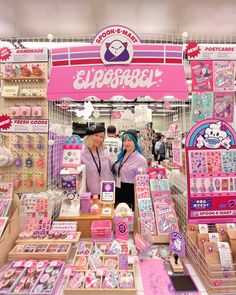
[{"left": 1, "top": 0, "right": 236, "bottom": 39}]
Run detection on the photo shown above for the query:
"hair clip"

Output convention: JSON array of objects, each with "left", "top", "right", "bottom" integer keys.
[{"left": 25, "top": 155, "right": 33, "bottom": 168}]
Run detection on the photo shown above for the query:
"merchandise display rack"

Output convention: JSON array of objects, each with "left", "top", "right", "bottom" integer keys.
[{"left": 184, "top": 231, "right": 236, "bottom": 295}]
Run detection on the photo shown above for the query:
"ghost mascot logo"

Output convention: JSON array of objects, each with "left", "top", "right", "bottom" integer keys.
[
  {"left": 95, "top": 25, "right": 138, "bottom": 65},
  {"left": 105, "top": 40, "right": 130, "bottom": 62}
]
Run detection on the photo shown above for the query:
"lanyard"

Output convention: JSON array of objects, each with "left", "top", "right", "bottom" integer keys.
[
  {"left": 88, "top": 148, "right": 101, "bottom": 176},
  {"left": 118, "top": 150, "right": 135, "bottom": 177}
]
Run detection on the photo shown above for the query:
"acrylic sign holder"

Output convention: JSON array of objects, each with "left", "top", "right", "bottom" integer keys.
[{"left": 185, "top": 119, "right": 236, "bottom": 224}]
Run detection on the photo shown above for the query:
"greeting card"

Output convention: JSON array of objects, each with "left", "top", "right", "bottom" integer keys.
[
  {"left": 138, "top": 198, "right": 153, "bottom": 213},
  {"left": 213, "top": 92, "right": 234, "bottom": 122},
  {"left": 214, "top": 61, "right": 235, "bottom": 92},
  {"left": 148, "top": 167, "right": 167, "bottom": 179},
  {"left": 191, "top": 60, "right": 213, "bottom": 92},
  {"left": 191, "top": 92, "right": 214, "bottom": 123},
  {"left": 154, "top": 203, "right": 179, "bottom": 235},
  {"left": 150, "top": 179, "right": 170, "bottom": 192},
  {"left": 135, "top": 175, "right": 150, "bottom": 186},
  {"left": 151, "top": 192, "right": 172, "bottom": 205}
]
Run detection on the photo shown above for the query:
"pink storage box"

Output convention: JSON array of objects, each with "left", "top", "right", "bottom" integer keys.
[
  {"left": 80, "top": 192, "right": 91, "bottom": 214},
  {"left": 91, "top": 220, "right": 112, "bottom": 231}
]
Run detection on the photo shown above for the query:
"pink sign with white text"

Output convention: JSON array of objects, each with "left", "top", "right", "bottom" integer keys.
[{"left": 47, "top": 64, "right": 188, "bottom": 101}]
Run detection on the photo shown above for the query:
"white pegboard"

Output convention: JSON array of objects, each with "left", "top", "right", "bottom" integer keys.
[{"left": 47, "top": 102, "right": 72, "bottom": 191}]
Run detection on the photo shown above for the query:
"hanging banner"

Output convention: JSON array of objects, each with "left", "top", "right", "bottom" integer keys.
[
  {"left": 47, "top": 25, "right": 188, "bottom": 101},
  {"left": 185, "top": 119, "right": 236, "bottom": 224},
  {"left": 213, "top": 61, "right": 235, "bottom": 92},
  {"left": 172, "top": 140, "right": 182, "bottom": 167},
  {"left": 187, "top": 44, "right": 236, "bottom": 60},
  {"left": 213, "top": 92, "right": 235, "bottom": 123},
  {"left": 0, "top": 48, "right": 48, "bottom": 63},
  {"left": 1, "top": 119, "right": 49, "bottom": 133},
  {"left": 191, "top": 60, "right": 213, "bottom": 92},
  {"left": 191, "top": 92, "right": 214, "bottom": 123}
]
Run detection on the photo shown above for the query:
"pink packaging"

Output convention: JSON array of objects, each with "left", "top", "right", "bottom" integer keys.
[
  {"left": 19, "top": 106, "right": 31, "bottom": 117},
  {"left": 80, "top": 192, "right": 91, "bottom": 214},
  {"left": 9, "top": 106, "right": 20, "bottom": 117},
  {"left": 32, "top": 106, "right": 43, "bottom": 117}
]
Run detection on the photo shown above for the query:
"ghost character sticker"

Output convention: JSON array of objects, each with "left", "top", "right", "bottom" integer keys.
[{"left": 100, "top": 36, "right": 133, "bottom": 65}]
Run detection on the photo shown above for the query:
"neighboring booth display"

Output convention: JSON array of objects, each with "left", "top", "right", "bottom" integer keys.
[{"left": 186, "top": 119, "right": 236, "bottom": 224}]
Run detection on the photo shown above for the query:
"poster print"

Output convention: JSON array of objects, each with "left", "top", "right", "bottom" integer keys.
[
  {"left": 213, "top": 92, "right": 234, "bottom": 123},
  {"left": 214, "top": 61, "right": 235, "bottom": 92},
  {"left": 191, "top": 60, "right": 213, "bottom": 92},
  {"left": 191, "top": 92, "right": 214, "bottom": 123}
]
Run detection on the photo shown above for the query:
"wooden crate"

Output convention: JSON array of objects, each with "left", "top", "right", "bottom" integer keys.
[
  {"left": 8, "top": 242, "right": 71, "bottom": 261},
  {"left": 57, "top": 208, "right": 114, "bottom": 238},
  {"left": 15, "top": 231, "right": 81, "bottom": 244}
]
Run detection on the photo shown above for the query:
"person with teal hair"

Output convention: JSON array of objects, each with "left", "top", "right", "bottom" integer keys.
[{"left": 112, "top": 129, "right": 148, "bottom": 209}]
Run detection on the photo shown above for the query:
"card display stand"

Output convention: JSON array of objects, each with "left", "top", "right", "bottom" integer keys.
[
  {"left": 8, "top": 243, "right": 71, "bottom": 261},
  {"left": 64, "top": 245, "right": 136, "bottom": 294},
  {"left": 185, "top": 228, "right": 236, "bottom": 294}
]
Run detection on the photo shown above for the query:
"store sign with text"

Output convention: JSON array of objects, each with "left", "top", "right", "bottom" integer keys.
[
  {"left": 47, "top": 25, "right": 188, "bottom": 101},
  {"left": 187, "top": 43, "right": 236, "bottom": 60},
  {"left": 185, "top": 119, "right": 236, "bottom": 224},
  {"left": 0, "top": 48, "right": 48, "bottom": 63},
  {"left": 1, "top": 119, "right": 49, "bottom": 133}
]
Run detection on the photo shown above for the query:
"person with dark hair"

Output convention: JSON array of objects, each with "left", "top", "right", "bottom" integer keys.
[
  {"left": 155, "top": 133, "right": 165, "bottom": 164},
  {"left": 81, "top": 124, "right": 114, "bottom": 195},
  {"left": 112, "top": 129, "right": 147, "bottom": 209},
  {"left": 104, "top": 125, "right": 122, "bottom": 163}
]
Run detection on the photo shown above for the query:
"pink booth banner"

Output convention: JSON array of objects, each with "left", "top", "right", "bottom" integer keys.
[{"left": 47, "top": 64, "right": 188, "bottom": 101}]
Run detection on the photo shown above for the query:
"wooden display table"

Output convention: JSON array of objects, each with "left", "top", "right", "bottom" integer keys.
[{"left": 57, "top": 210, "right": 114, "bottom": 238}]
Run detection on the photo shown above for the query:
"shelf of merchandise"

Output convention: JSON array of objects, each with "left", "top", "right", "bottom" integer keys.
[{"left": 15, "top": 232, "right": 81, "bottom": 244}]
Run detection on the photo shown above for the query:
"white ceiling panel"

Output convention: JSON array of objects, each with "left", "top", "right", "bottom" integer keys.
[{"left": 0, "top": 0, "right": 236, "bottom": 39}]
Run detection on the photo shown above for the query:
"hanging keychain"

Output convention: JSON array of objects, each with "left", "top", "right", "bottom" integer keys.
[
  {"left": 25, "top": 154, "right": 33, "bottom": 168},
  {"left": 36, "top": 155, "right": 44, "bottom": 168},
  {"left": 26, "top": 135, "right": 34, "bottom": 151},
  {"left": 13, "top": 173, "right": 22, "bottom": 189},
  {"left": 191, "top": 178, "right": 198, "bottom": 193},
  {"left": 37, "top": 135, "right": 44, "bottom": 150},
  {"left": 24, "top": 173, "right": 33, "bottom": 187},
  {"left": 14, "top": 135, "right": 23, "bottom": 150},
  {"left": 35, "top": 174, "right": 45, "bottom": 187},
  {"left": 15, "top": 153, "right": 23, "bottom": 168}
]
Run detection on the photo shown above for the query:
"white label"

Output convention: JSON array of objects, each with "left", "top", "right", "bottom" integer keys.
[
  {"left": 198, "top": 224, "right": 209, "bottom": 234},
  {"left": 116, "top": 177, "right": 121, "bottom": 189},
  {"left": 209, "top": 233, "right": 220, "bottom": 243},
  {"left": 217, "top": 242, "right": 233, "bottom": 271},
  {"left": 1, "top": 86, "right": 19, "bottom": 96},
  {"left": 6, "top": 48, "right": 48, "bottom": 62},
  {"left": 226, "top": 223, "right": 236, "bottom": 230},
  {"left": 2, "top": 119, "right": 49, "bottom": 133}
]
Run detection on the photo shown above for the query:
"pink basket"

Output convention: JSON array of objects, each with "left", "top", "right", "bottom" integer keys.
[{"left": 91, "top": 220, "right": 112, "bottom": 230}]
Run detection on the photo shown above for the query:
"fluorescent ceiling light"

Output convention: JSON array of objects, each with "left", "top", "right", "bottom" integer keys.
[
  {"left": 153, "top": 114, "right": 167, "bottom": 116},
  {"left": 169, "top": 104, "right": 189, "bottom": 107}
]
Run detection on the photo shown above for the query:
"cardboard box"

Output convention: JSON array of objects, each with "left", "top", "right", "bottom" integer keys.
[
  {"left": 187, "top": 224, "right": 199, "bottom": 244},
  {"left": 0, "top": 195, "right": 20, "bottom": 268},
  {"left": 215, "top": 224, "right": 230, "bottom": 242},
  {"left": 197, "top": 233, "right": 210, "bottom": 254},
  {"left": 227, "top": 230, "right": 236, "bottom": 263}
]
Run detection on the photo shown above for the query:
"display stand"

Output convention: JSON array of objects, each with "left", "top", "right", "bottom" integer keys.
[{"left": 134, "top": 191, "right": 169, "bottom": 244}]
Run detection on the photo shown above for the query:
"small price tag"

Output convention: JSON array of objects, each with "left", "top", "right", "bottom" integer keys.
[
  {"left": 209, "top": 233, "right": 220, "bottom": 243},
  {"left": 198, "top": 224, "right": 208, "bottom": 234}
]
